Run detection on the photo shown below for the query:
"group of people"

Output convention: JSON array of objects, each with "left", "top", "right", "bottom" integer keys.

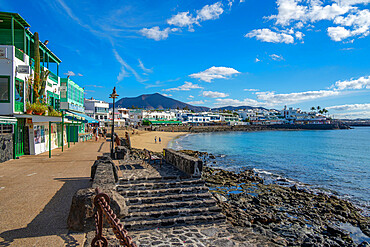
[
  {"left": 154, "top": 136, "right": 161, "bottom": 144},
  {"left": 92, "top": 127, "right": 107, "bottom": 141}
]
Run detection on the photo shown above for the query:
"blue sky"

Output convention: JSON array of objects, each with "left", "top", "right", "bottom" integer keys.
[{"left": 2, "top": 0, "right": 370, "bottom": 118}]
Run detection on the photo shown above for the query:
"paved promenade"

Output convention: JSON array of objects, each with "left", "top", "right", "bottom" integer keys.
[{"left": 0, "top": 140, "right": 110, "bottom": 247}]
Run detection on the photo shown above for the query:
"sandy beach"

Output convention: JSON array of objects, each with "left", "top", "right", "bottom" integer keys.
[{"left": 116, "top": 129, "right": 187, "bottom": 152}]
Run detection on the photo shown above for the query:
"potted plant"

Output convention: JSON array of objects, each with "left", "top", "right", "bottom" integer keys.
[
  {"left": 32, "top": 103, "right": 47, "bottom": 115},
  {"left": 26, "top": 102, "right": 33, "bottom": 114}
]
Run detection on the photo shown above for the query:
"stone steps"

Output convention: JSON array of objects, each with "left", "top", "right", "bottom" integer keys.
[
  {"left": 126, "top": 192, "right": 213, "bottom": 205},
  {"left": 127, "top": 199, "right": 218, "bottom": 213},
  {"left": 125, "top": 206, "right": 222, "bottom": 222},
  {"left": 120, "top": 186, "right": 208, "bottom": 198},
  {"left": 117, "top": 178, "right": 204, "bottom": 191},
  {"left": 118, "top": 175, "right": 191, "bottom": 184},
  {"left": 123, "top": 213, "right": 226, "bottom": 231},
  {"left": 119, "top": 170, "right": 225, "bottom": 230}
]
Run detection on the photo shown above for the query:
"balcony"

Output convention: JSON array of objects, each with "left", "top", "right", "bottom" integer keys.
[
  {"left": 15, "top": 48, "right": 24, "bottom": 62},
  {"left": 48, "top": 71, "right": 59, "bottom": 83}
]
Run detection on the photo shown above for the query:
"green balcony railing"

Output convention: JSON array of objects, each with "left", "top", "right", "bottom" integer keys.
[
  {"left": 15, "top": 48, "right": 25, "bottom": 62},
  {"left": 48, "top": 71, "right": 59, "bottom": 83}
]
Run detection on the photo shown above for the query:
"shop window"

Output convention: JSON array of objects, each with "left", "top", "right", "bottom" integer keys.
[
  {"left": 0, "top": 76, "right": 10, "bottom": 102},
  {"left": 15, "top": 78, "right": 24, "bottom": 103}
]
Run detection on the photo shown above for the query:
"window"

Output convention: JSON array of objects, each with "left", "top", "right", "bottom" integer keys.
[
  {"left": 0, "top": 76, "right": 10, "bottom": 102},
  {"left": 0, "top": 124, "right": 13, "bottom": 134}
]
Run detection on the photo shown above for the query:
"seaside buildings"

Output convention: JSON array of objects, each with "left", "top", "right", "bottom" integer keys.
[
  {"left": 108, "top": 107, "right": 129, "bottom": 127},
  {"left": 0, "top": 12, "right": 94, "bottom": 162},
  {"left": 84, "top": 98, "right": 109, "bottom": 127}
]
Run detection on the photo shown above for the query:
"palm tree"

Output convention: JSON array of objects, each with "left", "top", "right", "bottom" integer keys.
[
  {"left": 311, "top": 106, "right": 316, "bottom": 112},
  {"left": 323, "top": 108, "right": 328, "bottom": 117},
  {"left": 317, "top": 106, "right": 321, "bottom": 111}
]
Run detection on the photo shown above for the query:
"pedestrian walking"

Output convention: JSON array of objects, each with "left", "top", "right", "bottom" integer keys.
[
  {"left": 154, "top": 136, "right": 157, "bottom": 143},
  {"left": 93, "top": 127, "right": 98, "bottom": 141},
  {"left": 159, "top": 137, "right": 161, "bottom": 143}
]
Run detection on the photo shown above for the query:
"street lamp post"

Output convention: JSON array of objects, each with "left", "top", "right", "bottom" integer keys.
[{"left": 110, "top": 87, "right": 119, "bottom": 158}]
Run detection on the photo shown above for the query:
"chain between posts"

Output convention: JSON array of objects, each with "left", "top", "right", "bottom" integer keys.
[{"left": 92, "top": 188, "right": 137, "bottom": 247}]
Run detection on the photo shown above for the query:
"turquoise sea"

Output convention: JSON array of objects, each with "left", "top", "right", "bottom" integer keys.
[{"left": 168, "top": 127, "right": 370, "bottom": 215}]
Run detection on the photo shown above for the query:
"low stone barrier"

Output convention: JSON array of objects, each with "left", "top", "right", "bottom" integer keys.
[
  {"left": 115, "top": 145, "right": 130, "bottom": 160},
  {"left": 163, "top": 148, "right": 203, "bottom": 177},
  {"left": 0, "top": 134, "right": 13, "bottom": 163},
  {"left": 68, "top": 155, "right": 126, "bottom": 231}
]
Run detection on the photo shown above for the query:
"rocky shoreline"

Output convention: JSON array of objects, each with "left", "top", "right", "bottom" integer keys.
[
  {"left": 150, "top": 123, "right": 351, "bottom": 133},
  {"left": 181, "top": 150, "right": 370, "bottom": 247}
]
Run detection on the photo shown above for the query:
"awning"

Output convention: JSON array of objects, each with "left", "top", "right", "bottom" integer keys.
[
  {"left": 0, "top": 116, "right": 17, "bottom": 124},
  {"left": 14, "top": 114, "right": 62, "bottom": 123},
  {"left": 66, "top": 111, "right": 99, "bottom": 124}
]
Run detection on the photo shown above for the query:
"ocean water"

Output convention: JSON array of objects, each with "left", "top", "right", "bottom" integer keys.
[{"left": 168, "top": 127, "right": 370, "bottom": 214}]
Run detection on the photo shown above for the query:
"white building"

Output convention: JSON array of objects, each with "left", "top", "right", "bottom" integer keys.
[
  {"left": 84, "top": 98, "right": 109, "bottom": 126},
  {"left": 109, "top": 107, "right": 129, "bottom": 127},
  {"left": 281, "top": 106, "right": 330, "bottom": 124},
  {"left": 238, "top": 110, "right": 258, "bottom": 121},
  {"left": 127, "top": 109, "right": 177, "bottom": 126}
]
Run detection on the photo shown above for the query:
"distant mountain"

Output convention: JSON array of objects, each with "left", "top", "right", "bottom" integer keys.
[
  {"left": 112, "top": 93, "right": 210, "bottom": 112},
  {"left": 212, "top": 105, "right": 268, "bottom": 111}
]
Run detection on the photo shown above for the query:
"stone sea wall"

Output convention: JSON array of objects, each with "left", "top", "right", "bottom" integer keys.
[
  {"left": 152, "top": 123, "right": 350, "bottom": 133},
  {"left": 163, "top": 148, "right": 203, "bottom": 177},
  {"left": 0, "top": 134, "right": 13, "bottom": 163}
]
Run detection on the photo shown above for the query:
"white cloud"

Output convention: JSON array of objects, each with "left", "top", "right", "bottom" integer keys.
[
  {"left": 330, "top": 111, "right": 370, "bottom": 119},
  {"left": 189, "top": 66, "right": 241, "bottom": 82},
  {"left": 269, "top": 0, "right": 353, "bottom": 26},
  {"left": 327, "top": 103, "right": 370, "bottom": 111},
  {"left": 295, "top": 31, "right": 305, "bottom": 40},
  {"left": 167, "top": 11, "right": 197, "bottom": 30},
  {"left": 187, "top": 100, "right": 205, "bottom": 105},
  {"left": 202, "top": 91, "right": 229, "bottom": 98},
  {"left": 196, "top": 2, "right": 224, "bottom": 21},
  {"left": 162, "top": 93, "right": 172, "bottom": 97},
  {"left": 248, "top": 0, "right": 370, "bottom": 43},
  {"left": 327, "top": 26, "right": 354, "bottom": 41},
  {"left": 143, "top": 2, "right": 225, "bottom": 40},
  {"left": 113, "top": 49, "right": 145, "bottom": 83},
  {"left": 139, "top": 26, "right": 177, "bottom": 41},
  {"left": 163, "top": 82, "right": 203, "bottom": 91},
  {"left": 255, "top": 90, "right": 341, "bottom": 104},
  {"left": 244, "top": 88, "right": 259, "bottom": 91},
  {"left": 245, "top": 28, "right": 295, "bottom": 43},
  {"left": 331, "top": 9, "right": 370, "bottom": 40},
  {"left": 189, "top": 95, "right": 194, "bottom": 98},
  {"left": 255, "top": 58, "right": 261, "bottom": 62},
  {"left": 338, "top": 0, "right": 370, "bottom": 6},
  {"left": 138, "top": 59, "right": 152, "bottom": 73},
  {"left": 64, "top": 71, "right": 76, "bottom": 76},
  {"left": 269, "top": 0, "right": 308, "bottom": 26},
  {"left": 270, "top": 54, "right": 285, "bottom": 61},
  {"left": 334, "top": 75, "right": 370, "bottom": 90},
  {"left": 214, "top": 98, "right": 268, "bottom": 107}
]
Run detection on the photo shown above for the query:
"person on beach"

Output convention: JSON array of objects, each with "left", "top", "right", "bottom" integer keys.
[
  {"left": 159, "top": 137, "right": 161, "bottom": 143},
  {"left": 155, "top": 136, "right": 157, "bottom": 143}
]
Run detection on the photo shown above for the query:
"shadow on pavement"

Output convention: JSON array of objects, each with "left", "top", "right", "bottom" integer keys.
[{"left": 0, "top": 177, "right": 91, "bottom": 247}]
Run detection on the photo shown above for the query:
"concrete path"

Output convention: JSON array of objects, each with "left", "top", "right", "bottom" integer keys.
[{"left": 0, "top": 140, "right": 110, "bottom": 247}]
